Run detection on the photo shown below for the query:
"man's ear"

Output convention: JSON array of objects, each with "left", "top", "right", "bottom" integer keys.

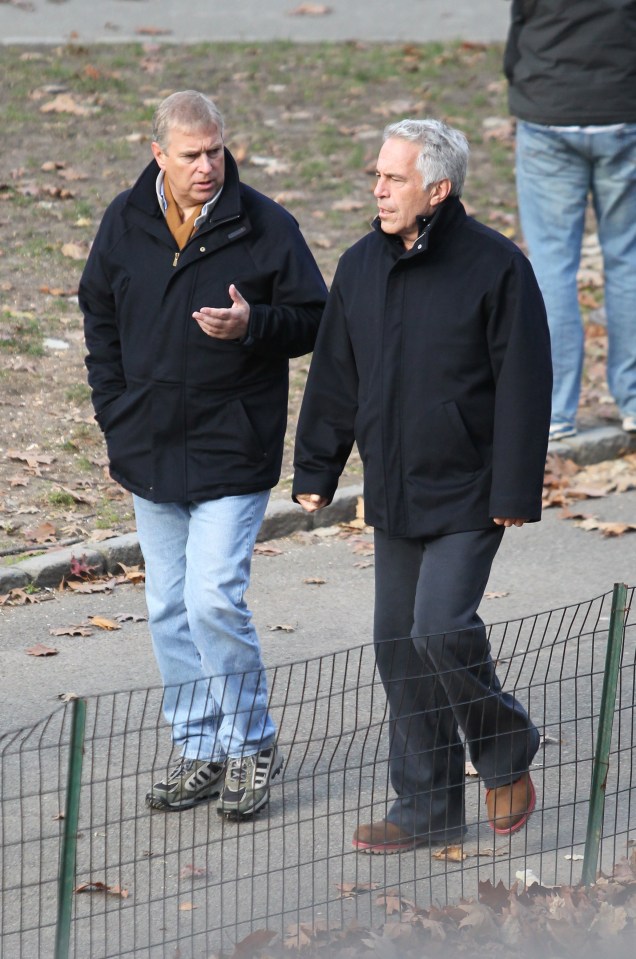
[
  {"left": 151, "top": 141, "right": 166, "bottom": 170},
  {"left": 429, "top": 178, "right": 452, "bottom": 207}
]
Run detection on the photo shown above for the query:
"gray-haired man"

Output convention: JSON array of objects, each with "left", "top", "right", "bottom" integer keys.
[{"left": 293, "top": 119, "right": 552, "bottom": 852}]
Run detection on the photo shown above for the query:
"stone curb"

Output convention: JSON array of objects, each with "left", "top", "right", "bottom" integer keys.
[
  {"left": 2, "top": 425, "right": 635, "bottom": 594},
  {"left": 0, "top": 485, "right": 364, "bottom": 593}
]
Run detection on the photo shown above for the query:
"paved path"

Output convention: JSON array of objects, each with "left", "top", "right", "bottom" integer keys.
[
  {"left": 2, "top": 486, "right": 635, "bottom": 732},
  {"left": 1, "top": 0, "right": 510, "bottom": 44}
]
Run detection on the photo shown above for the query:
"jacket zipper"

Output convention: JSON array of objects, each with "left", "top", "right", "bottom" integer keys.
[{"left": 172, "top": 213, "right": 242, "bottom": 269}]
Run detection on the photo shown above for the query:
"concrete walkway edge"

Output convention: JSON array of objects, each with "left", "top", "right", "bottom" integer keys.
[{"left": 2, "top": 424, "right": 635, "bottom": 593}]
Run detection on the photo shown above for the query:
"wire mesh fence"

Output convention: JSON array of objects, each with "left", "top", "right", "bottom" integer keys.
[{"left": 1, "top": 587, "right": 634, "bottom": 958}]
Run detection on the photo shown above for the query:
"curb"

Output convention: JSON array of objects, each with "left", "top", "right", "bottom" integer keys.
[
  {"left": 0, "top": 484, "right": 364, "bottom": 593},
  {"left": 2, "top": 424, "right": 635, "bottom": 594}
]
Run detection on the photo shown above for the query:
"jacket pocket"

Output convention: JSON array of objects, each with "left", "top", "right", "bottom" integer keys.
[
  {"left": 99, "top": 385, "right": 153, "bottom": 488},
  {"left": 408, "top": 400, "right": 483, "bottom": 481},
  {"left": 186, "top": 393, "right": 268, "bottom": 475}
]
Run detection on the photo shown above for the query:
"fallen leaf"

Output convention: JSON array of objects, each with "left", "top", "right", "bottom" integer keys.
[
  {"left": 50, "top": 625, "right": 94, "bottom": 637},
  {"left": 74, "top": 881, "right": 128, "bottom": 898},
  {"left": 336, "top": 881, "right": 378, "bottom": 897},
  {"left": 331, "top": 198, "right": 366, "bottom": 211},
  {"left": 116, "top": 562, "right": 145, "bottom": 583},
  {"left": 253, "top": 543, "right": 283, "bottom": 556},
  {"left": 135, "top": 26, "right": 173, "bottom": 36},
  {"left": 40, "top": 93, "right": 99, "bottom": 116},
  {"left": 376, "top": 894, "right": 405, "bottom": 915},
  {"left": 65, "top": 579, "right": 116, "bottom": 594},
  {"left": 61, "top": 241, "right": 89, "bottom": 261},
  {"left": 288, "top": 3, "right": 333, "bottom": 15},
  {"left": 57, "top": 167, "right": 87, "bottom": 182},
  {"left": 485, "top": 590, "right": 509, "bottom": 599},
  {"left": 69, "top": 555, "right": 100, "bottom": 579},
  {"left": 0, "top": 588, "right": 43, "bottom": 606},
  {"left": 178, "top": 901, "right": 197, "bottom": 911},
  {"left": 268, "top": 623, "right": 295, "bottom": 632},
  {"left": 89, "top": 616, "right": 121, "bottom": 631},
  {"left": 230, "top": 929, "right": 277, "bottom": 957},
  {"left": 433, "top": 844, "right": 466, "bottom": 862},
  {"left": 114, "top": 613, "right": 147, "bottom": 623},
  {"left": 179, "top": 864, "right": 208, "bottom": 880},
  {"left": 8, "top": 449, "right": 56, "bottom": 468},
  {"left": 304, "top": 577, "right": 326, "bottom": 585},
  {"left": 26, "top": 643, "right": 59, "bottom": 657}
]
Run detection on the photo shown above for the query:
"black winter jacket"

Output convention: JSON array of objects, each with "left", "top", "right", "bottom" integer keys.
[
  {"left": 505, "top": 0, "right": 636, "bottom": 125},
  {"left": 292, "top": 198, "right": 552, "bottom": 539},
  {"left": 81, "top": 150, "right": 327, "bottom": 502}
]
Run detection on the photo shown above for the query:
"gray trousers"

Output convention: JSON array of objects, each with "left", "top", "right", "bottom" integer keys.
[{"left": 373, "top": 526, "right": 539, "bottom": 840}]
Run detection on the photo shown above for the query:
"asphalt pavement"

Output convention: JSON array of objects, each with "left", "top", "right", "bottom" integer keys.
[
  {"left": 2, "top": 480, "right": 636, "bottom": 733},
  {"left": 0, "top": 0, "right": 510, "bottom": 45}
]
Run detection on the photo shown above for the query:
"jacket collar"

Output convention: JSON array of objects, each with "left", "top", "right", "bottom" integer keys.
[{"left": 372, "top": 194, "right": 467, "bottom": 256}]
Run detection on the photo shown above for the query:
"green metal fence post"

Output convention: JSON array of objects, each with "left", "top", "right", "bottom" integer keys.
[
  {"left": 54, "top": 697, "right": 87, "bottom": 959},
  {"left": 581, "top": 582, "right": 628, "bottom": 886}
]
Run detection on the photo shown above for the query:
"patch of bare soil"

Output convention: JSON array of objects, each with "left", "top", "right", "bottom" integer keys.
[{"left": 0, "top": 41, "right": 615, "bottom": 561}]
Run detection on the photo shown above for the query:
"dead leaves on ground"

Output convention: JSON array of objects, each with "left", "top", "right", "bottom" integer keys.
[
  {"left": 544, "top": 452, "right": 636, "bottom": 537},
  {"left": 228, "top": 851, "right": 636, "bottom": 957}
]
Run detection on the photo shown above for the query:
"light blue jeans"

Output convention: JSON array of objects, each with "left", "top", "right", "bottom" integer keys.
[
  {"left": 133, "top": 492, "right": 276, "bottom": 762},
  {"left": 516, "top": 120, "right": 636, "bottom": 429}
]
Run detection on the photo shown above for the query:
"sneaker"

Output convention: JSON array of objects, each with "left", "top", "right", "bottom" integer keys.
[
  {"left": 622, "top": 415, "right": 636, "bottom": 434},
  {"left": 217, "top": 745, "right": 283, "bottom": 819},
  {"left": 146, "top": 758, "right": 225, "bottom": 811},
  {"left": 548, "top": 422, "right": 577, "bottom": 442}
]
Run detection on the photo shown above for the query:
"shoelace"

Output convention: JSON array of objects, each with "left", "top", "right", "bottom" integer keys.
[
  {"left": 169, "top": 758, "right": 195, "bottom": 781},
  {"left": 227, "top": 758, "right": 249, "bottom": 784}
]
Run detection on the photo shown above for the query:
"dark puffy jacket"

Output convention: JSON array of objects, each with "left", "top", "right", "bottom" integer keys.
[
  {"left": 80, "top": 150, "right": 327, "bottom": 502},
  {"left": 505, "top": 0, "right": 636, "bottom": 125},
  {"left": 293, "top": 198, "right": 552, "bottom": 539}
]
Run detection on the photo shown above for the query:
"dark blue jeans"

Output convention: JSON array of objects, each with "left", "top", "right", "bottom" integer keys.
[{"left": 373, "top": 526, "right": 539, "bottom": 840}]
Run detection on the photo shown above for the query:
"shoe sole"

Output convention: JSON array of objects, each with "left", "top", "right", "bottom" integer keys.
[
  {"left": 487, "top": 777, "right": 536, "bottom": 835},
  {"left": 352, "top": 831, "right": 465, "bottom": 855},
  {"left": 352, "top": 837, "right": 427, "bottom": 855},
  {"left": 217, "top": 758, "right": 284, "bottom": 820},
  {"left": 145, "top": 784, "right": 222, "bottom": 812}
]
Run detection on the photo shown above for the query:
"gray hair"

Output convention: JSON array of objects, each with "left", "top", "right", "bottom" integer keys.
[
  {"left": 152, "top": 90, "right": 225, "bottom": 152},
  {"left": 383, "top": 118, "right": 469, "bottom": 196}
]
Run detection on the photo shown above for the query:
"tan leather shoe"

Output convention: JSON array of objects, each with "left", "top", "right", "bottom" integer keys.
[
  {"left": 485, "top": 772, "right": 536, "bottom": 835},
  {"left": 352, "top": 819, "right": 426, "bottom": 854}
]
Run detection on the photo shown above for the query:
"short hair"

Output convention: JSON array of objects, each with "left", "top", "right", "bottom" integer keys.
[
  {"left": 152, "top": 90, "right": 225, "bottom": 152},
  {"left": 383, "top": 118, "right": 469, "bottom": 196}
]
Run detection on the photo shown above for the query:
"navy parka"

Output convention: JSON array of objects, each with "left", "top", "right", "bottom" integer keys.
[
  {"left": 292, "top": 197, "right": 552, "bottom": 538},
  {"left": 81, "top": 150, "right": 327, "bottom": 502}
]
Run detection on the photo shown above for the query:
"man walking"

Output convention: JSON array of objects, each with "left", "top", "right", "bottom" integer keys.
[
  {"left": 293, "top": 119, "right": 551, "bottom": 852},
  {"left": 81, "top": 90, "right": 327, "bottom": 818}
]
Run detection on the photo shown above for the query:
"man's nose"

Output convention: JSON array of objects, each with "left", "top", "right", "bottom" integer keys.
[
  {"left": 198, "top": 153, "right": 213, "bottom": 172},
  {"left": 374, "top": 177, "right": 386, "bottom": 197}
]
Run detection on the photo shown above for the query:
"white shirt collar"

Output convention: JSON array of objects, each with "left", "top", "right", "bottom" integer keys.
[{"left": 155, "top": 170, "right": 223, "bottom": 227}]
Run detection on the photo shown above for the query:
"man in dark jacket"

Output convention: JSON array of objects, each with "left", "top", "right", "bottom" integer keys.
[
  {"left": 505, "top": 0, "right": 636, "bottom": 440},
  {"left": 293, "top": 119, "right": 552, "bottom": 853},
  {"left": 81, "top": 90, "right": 327, "bottom": 818}
]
